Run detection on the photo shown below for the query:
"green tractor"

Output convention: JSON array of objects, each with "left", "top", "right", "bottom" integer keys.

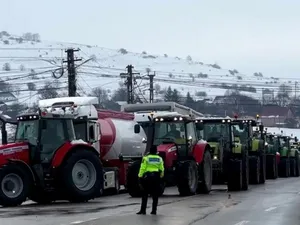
[
  {"left": 232, "top": 118, "right": 266, "bottom": 185},
  {"left": 264, "top": 133, "right": 279, "bottom": 179},
  {"left": 195, "top": 117, "right": 249, "bottom": 191},
  {"left": 274, "top": 133, "right": 294, "bottom": 177},
  {"left": 288, "top": 136, "right": 300, "bottom": 177}
]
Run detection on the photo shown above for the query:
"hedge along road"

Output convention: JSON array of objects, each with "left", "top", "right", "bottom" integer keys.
[{"left": 1, "top": 179, "right": 299, "bottom": 225}]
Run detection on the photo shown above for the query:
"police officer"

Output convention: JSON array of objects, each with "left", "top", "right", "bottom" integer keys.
[{"left": 136, "top": 145, "right": 164, "bottom": 215}]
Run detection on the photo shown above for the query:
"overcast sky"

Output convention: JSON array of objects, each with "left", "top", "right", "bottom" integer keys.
[{"left": 1, "top": 0, "right": 300, "bottom": 78}]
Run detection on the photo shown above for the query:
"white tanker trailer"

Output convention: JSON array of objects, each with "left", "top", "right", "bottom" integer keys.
[{"left": 38, "top": 97, "right": 147, "bottom": 194}]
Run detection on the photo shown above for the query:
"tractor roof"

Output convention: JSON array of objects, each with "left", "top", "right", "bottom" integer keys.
[
  {"left": 154, "top": 114, "right": 193, "bottom": 122},
  {"left": 195, "top": 118, "right": 232, "bottom": 124}
]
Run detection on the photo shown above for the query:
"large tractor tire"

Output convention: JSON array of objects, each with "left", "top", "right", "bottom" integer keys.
[
  {"left": 290, "top": 158, "right": 296, "bottom": 177},
  {"left": 259, "top": 154, "right": 266, "bottom": 184},
  {"left": 61, "top": 150, "right": 103, "bottom": 203},
  {"left": 279, "top": 158, "right": 290, "bottom": 178},
  {"left": 266, "top": 155, "right": 277, "bottom": 179},
  {"left": 249, "top": 156, "right": 260, "bottom": 184},
  {"left": 197, "top": 150, "right": 212, "bottom": 194},
  {"left": 126, "top": 160, "right": 143, "bottom": 197},
  {"left": 227, "top": 159, "right": 242, "bottom": 191},
  {"left": 177, "top": 160, "right": 199, "bottom": 196},
  {"left": 295, "top": 155, "right": 300, "bottom": 177},
  {"left": 0, "top": 164, "right": 31, "bottom": 207},
  {"left": 242, "top": 151, "right": 249, "bottom": 191}
]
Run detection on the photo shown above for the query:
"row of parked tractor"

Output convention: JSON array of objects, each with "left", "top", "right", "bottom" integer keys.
[{"left": 0, "top": 97, "right": 298, "bottom": 207}]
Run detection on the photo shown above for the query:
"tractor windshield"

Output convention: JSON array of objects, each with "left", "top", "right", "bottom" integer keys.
[
  {"left": 153, "top": 122, "right": 186, "bottom": 145},
  {"left": 15, "top": 120, "right": 39, "bottom": 146},
  {"left": 232, "top": 123, "right": 248, "bottom": 144},
  {"left": 197, "top": 123, "right": 230, "bottom": 142},
  {"left": 266, "top": 136, "right": 274, "bottom": 145},
  {"left": 279, "top": 137, "right": 289, "bottom": 147}
]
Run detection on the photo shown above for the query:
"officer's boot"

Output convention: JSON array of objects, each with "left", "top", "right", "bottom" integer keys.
[
  {"left": 151, "top": 195, "right": 158, "bottom": 215},
  {"left": 137, "top": 195, "right": 148, "bottom": 215}
]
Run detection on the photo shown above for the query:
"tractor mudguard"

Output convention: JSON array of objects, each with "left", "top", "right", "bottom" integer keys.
[
  {"left": 233, "top": 143, "right": 242, "bottom": 154},
  {"left": 51, "top": 142, "right": 100, "bottom": 168},
  {"left": 192, "top": 141, "right": 208, "bottom": 164},
  {"left": 280, "top": 147, "right": 289, "bottom": 157},
  {"left": 6, "top": 159, "right": 36, "bottom": 184},
  {"left": 290, "top": 149, "right": 297, "bottom": 157},
  {"left": 251, "top": 139, "right": 260, "bottom": 152}
]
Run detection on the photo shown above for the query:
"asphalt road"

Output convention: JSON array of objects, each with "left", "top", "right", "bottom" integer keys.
[{"left": 1, "top": 178, "right": 300, "bottom": 225}]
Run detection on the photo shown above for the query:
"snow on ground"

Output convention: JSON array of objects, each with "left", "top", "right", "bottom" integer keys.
[
  {"left": 0, "top": 32, "right": 296, "bottom": 106},
  {"left": 266, "top": 127, "right": 300, "bottom": 138}
]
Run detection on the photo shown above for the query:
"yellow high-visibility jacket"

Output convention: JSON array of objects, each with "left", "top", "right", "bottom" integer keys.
[{"left": 138, "top": 154, "right": 164, "bottom": 178}]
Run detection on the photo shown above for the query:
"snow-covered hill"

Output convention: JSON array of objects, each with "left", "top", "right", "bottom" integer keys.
[{"left": 0, "top": 31, "right": 296, "bottom": 106}]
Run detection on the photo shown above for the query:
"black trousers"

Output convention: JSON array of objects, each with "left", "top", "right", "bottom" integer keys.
[{"left": 139, "top": 172, "right": 161, "bottom": 213}]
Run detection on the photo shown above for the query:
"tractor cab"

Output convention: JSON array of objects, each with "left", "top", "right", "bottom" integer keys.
[
  {"left": 134, "top": 114, "right": 197, "bottom": 159},
  {"left": 14, "top": 109, "right": 77, "bottom": 165},
  {"left": 15, "top": 105, "right": 76, "bottom": 164},
  {"left": 194, "top": 118, "right": 233, "bottom": 159}
]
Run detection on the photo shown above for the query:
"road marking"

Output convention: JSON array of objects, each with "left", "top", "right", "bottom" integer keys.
[
  {"left": 265, "top": 206, "right": 277, "bottom": 212},
  {"left": 70, "top": 218, "right": 97, "bottom": 225},
  {"left": 70, "top": 221, "right": 83, "bottom": 224},
  {"left": 234, "top": 221, "right": 249, "bottom": 225}
]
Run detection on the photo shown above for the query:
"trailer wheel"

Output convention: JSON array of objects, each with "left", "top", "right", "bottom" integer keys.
[
  {"left": 249, "top": 156, "right": 260, "bottom": 184},
  {"left": 0, "top": 164, "right": 30, "bottom": 207},
  {"left": 126, "top": 161, "right": 143, "bottom": 197},
  {"left": 177, "top": 160, "right": 198, "bottom": 196},
  {"left": 266, "top": 155, "right": 277, "bottom": 179},
  {"left": 290, "top": 158, "right": 296, "bottom": 177},
  {"left": 197, "top": 150, "right": 212, "bottom": 194},
  {"left": 62, "top": 150, "right": 103, "bottom": 202},
  {"left": 259, "top": 154, "right": 266, "bottom": 184},
  {"left": 227, "top": 159, "right": 242, "bottom": 191},
  {"left": 279, "top": 158, "right": 290, "bottom": 178}
]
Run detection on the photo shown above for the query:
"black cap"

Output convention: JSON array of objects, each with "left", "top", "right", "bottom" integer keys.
[{"left": 149, "top": 145, "right": 157, "bottom": 154}]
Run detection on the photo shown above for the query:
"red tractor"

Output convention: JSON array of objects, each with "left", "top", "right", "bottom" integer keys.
[
  {"left": 0, "top": 108, "right": 103, "bottom": 207},
  {"left": 126, "top": 113, "right": 213, "bottom": 197}
]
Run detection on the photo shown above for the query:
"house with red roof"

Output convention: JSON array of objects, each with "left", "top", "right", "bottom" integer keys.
[{"left": 260, "top": 105, "right": 295, "bottom": 127}]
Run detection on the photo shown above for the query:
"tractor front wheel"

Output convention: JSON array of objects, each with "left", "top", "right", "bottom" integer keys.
[
  {"left": 197, "top": 150, "right": 212, "bottom": 194},
  {"left": 279, "top": 158, "right": 290, "bottom": 178},
  {"left": 227, "top": 159, "right": 242, "bottom": 191},
  {"left": 0, "top": 164, "right": 30, "bottom": 207},
  {"left": 62, "top": 150, "right": 103, "bottom": 203},
  {"left": 249, "top": 156, "right": 260, "bottom": 184},
  {"left": 126, "top": 160, "right": 143, "bottom": 197},
  {"left": 177, "top": 160, "right": 198, "bottom": 196},
  {"left": 266, "top": 155, "right": 277, "bottom": 179}
]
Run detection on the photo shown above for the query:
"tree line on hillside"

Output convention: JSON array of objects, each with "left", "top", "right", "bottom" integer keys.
[{"left": 2, "top": 78, "right": 300, "bottom": 122}]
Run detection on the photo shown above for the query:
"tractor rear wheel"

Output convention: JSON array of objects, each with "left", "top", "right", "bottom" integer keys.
[
  {"left": 61, "top": 150, "right": 103, "bottom": 203},
  {"left": 0, "top": 164, "right": 30, "bottom": 207},
  {"left": 227, "top": 159, "right": 242, "bottom": 191},
  {"left": 259, "top": 154, "right": 266, "bottom": 184},
  {"left": 177, "top": 160, "right": 198, "bottom": 196},
  {"left": 126, "top": 160, "right": 143, "bottom": 197},
  {"left": 295, "top": 155, "right": 300, "bottom": 177},
  {"left": 290, "top": 158, "right": 296, "bottom": 177},
  {"left": 266, "top": 155, "right": 277, "bottom": 179},
  {"left": 242, "top": 151, "right": 249, "bottom": 191},
  {"left": 279, "top": 158, "right": 290, "bottom": 178},
  {"left": 249, "top": 156, "right": 260, "bottom": 184},
  {"left": 197, "top": 150, "right": 212, "bottom": 194}
]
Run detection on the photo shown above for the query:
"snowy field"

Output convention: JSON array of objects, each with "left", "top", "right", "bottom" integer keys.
[{"left": 0, "top": 32, "right": 296, "bottom": 106}]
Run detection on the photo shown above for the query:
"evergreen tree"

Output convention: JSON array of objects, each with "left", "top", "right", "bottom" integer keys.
[
  {"left": 185, "top": 92, "right": 195, "bottom": 108},
  {"left": 164, "top": 86, "right": 173, "bottom": 101},
  {"left": 172, "top": 89, "right": 181, "bottom": 103}
]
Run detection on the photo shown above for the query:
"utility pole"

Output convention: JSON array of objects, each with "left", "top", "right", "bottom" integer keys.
[
  {"left": 148, "top": 71, "right": 155, "bottom": 103},
  {"left": 120, "top": 65, "right": 140, "bottom": 104},
  {"left": 64, "top": 48, "right": 82, "bottom": 97}
]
